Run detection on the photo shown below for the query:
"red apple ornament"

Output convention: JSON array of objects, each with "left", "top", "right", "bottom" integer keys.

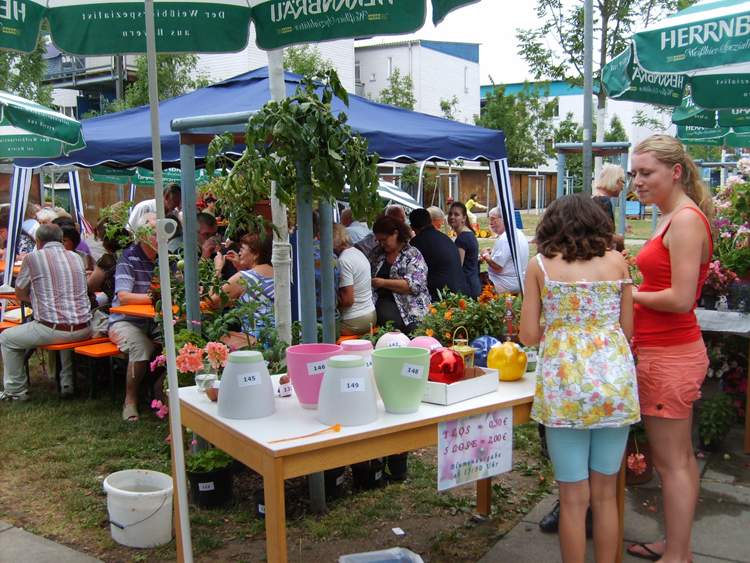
[{"left": 428, "top": 347, "right": 466, "bottom": 384}]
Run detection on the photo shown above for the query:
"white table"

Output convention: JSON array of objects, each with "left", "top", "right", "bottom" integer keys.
[
  {"left": 179, "top": 375, "right": 536, "bottom": 563},
  {"left": 695, "top": 307, "right": 750, "bottom": 453}
]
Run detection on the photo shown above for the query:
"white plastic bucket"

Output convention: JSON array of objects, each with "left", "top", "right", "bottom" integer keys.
[{"left": 102, "top": 469, "right": 173, "bottom": 548}]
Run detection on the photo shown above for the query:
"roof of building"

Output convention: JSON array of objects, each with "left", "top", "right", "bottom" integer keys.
[
  {"left": 480, "top": 80, "right": 584, "bottom": 99},
  {"left": 355, "top": 39, "right": 479, "bottom": 63}
]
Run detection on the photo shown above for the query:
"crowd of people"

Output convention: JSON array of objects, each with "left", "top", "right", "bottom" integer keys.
[
  {"left": 0, "top": 184, "right": 529, "bottom": 422},
  {"left": 0, "top": 133, "right": 715, "bottom": 563}
]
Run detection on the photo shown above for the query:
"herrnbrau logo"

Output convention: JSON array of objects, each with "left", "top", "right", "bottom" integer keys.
[
  {"left": 268, "top": 0, "right": 394, "bottom": 23},
  {"left": 0, "top": 0, "right": 26, "bottom": 23},
  {"left": 660, "top": 16, "right": 750, "bottom": 50}
]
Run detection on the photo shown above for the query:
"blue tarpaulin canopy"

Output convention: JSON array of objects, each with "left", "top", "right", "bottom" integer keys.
[{"left": 18, "top": 67, "right": 506, "bottom": 169}]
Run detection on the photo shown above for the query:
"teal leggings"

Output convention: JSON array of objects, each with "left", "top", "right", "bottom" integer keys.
[{"left": 545, "top": 426, "right": 630, "bottom": 483}]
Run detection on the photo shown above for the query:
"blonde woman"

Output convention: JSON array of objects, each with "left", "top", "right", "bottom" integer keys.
[
  {"left": 628, "top": 135, "right": 714, "bottom": 563},
  {"left": 593, "top": 163, "right": 628, "bottom": 251}
]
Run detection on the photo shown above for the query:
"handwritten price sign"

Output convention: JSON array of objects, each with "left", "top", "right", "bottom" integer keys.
[{"left": 437, "top": 408, "right": 513, "bottom": 491}]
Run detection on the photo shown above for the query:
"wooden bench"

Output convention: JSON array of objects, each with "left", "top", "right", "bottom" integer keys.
[
  {"left": 36, "top": 337, "right": 112, "bottom": 399},
  {"left": 74, "top": 341, "right": 126, "bottom": 401}
]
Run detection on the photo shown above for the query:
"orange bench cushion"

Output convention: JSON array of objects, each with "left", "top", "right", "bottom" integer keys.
[{"left": 38, "top": 336, "right": 111, "bottom": 351}]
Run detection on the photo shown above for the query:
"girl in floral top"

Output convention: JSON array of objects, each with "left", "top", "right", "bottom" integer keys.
[{"left": 520, "top": 194, "right": 638, "bottom": 563}]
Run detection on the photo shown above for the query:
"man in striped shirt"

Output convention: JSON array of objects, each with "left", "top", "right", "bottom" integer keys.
[
  {"left": 108, "top": 214, "right": 162, "bottom": 422},
  {"left": 0, "top": 224, "right": 92, "bottom": 402}
]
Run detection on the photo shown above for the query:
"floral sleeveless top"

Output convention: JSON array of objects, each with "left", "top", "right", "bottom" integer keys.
[{"left": 531, "top": 255, "right": 640, "bottom": 429}]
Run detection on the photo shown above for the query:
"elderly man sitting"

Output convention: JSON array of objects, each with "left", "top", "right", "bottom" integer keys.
[
  {"left": 108, "top": 214, "right": 164, "bottom": 422},
  {"left": 0, "top": 224, "right": 92, "bottom": 401},
  {"left": 480, "top": 207, "right": 530, "bottom": 294}
]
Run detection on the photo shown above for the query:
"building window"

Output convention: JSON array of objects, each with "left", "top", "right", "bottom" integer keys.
[
  {"left": 355, "top": 61, "right": 361, "bottom": 83},
  {"left": 464, "top": 67, "right": 469, "bottom": 93},
  {"left": 387, "top": 57, "right": 393, "bottom": 78}
]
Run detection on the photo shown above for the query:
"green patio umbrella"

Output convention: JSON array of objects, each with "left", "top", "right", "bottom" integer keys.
[
  {"left": 602, "top": 0, "right": 750, "bottom": 114},
  {"left": 3, "top": 2, "right": 482, "bottom": 561},
  {"left": 0, "top": 90, "right": 85, "bottom": 158}
]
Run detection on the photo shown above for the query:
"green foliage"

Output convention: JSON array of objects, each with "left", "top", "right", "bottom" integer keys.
[
  {"left": 475, "top": 81, "right": 557, "bottom": 168},
  {"left": 516, "top": 0, "right": 686, "bottom": 111},
  {"left": 201, "top": 163, "right": 275, "bottom": 241},
  {"left": 0, "top": 36, "right": 53, "bottom": 106},
  {"left": 377, "top": 68, "right": 416, "bottom": 110},
  {"left": 85, "top": 54, "right": 211, "bottom": 116},
  {"left": 604, "top": 114, "right": 629, "bottom": 142},
  {"left": 698, "top": 394, "right": 738, "bottom": 445},
  {"left": 440, "top": 95, "right": 460, "bottom": 120},
  {"left": 185, "top": 447, "right": 234, "bottom": 472},
  {"left": 412, "top": 289, "right": 522, "bottom": 346},
  {"left": 686, "top": 144, "right": 722, "bottom": 163},
  {"left": 283, "top": 45, "right": 335, "bottom": 76},
  {"left": 556, "top": 111, "right": 584, "bottom": 181},
  {"left": 206, "top": 69, "right": 381, "bottom": 224}
]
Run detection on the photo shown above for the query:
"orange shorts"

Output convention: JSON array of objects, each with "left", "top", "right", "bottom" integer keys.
[{"left": 635, "top": 339, "right": 709, "bottom": 419}]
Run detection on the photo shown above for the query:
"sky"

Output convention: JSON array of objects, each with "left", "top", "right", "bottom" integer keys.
[{"left": 356, "top": 1, "right": 539, "bottom": 86}]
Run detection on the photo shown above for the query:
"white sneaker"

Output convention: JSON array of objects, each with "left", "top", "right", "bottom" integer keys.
[{"left": 0, "top": 390, "right": 30, "bottom": 402}]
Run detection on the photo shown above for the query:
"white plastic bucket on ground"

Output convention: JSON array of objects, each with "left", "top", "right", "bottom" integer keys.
[{"left": 102, "top": 469, "right": 173, "bottom": 548}]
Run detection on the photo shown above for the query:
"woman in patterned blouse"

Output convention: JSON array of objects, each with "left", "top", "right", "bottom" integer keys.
[{"left": 369, "top": 216, "right": 430, "bottom": 335}]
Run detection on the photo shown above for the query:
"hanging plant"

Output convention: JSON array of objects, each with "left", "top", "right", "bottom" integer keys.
[{"left": 205, "top": 69, "right": 381, "bottom": 224}]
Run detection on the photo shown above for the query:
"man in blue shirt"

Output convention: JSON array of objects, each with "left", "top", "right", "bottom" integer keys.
[{"left": 108, "top": 214, "right": 163, "bottom": 422}]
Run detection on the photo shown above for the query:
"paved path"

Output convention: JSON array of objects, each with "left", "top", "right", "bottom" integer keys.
[
  {"left": 0, "top": 520, "right": 103, "bottom": 563},
  {"left": 479, "top": 421, "right": 750, "bottom": 563}
]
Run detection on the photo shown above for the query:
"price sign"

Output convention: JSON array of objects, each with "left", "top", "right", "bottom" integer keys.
[
  {"left": 387, "top": 341, "right": 403, "bottom": 347},
  {"left": 364, "top": 358, "right": 373, "bottom": 369},
  {"left": 437, "top": 408, "right": 513, "bottom": 491},
  {"left": 278, "top": 383, "right": 293, "bottom": 397},
  {"left": 340, "top": 378, "right": 365, "bottom": 393},
  {"left": 238, "top": 372, "right": 262, "bottom": 388},
  {"left": 401, "top": 363, "right": 424, "bottom": 379},
  {"left": 307, "top": 361, "right": 327, "bottom": 376},
  {"left": 198, "top": 481, "right": 215, "bottom": 492},
  {"left": 526, "top": 350, "right": 538, "bottom": 363},
  {"left": 430, "top": 343, "right": 442, "bottom": 351}
]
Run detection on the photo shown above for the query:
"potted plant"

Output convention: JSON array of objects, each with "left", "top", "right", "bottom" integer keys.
[
  {"left": 698, "top": 393, "right": 738, "bottom": 452},
  {"left": 701, "top": 261, "right": 738, "bottom": 309},
  {"left": 728, "top": 280, "right": 750, "bottom": 314},
  {"left": 185, "top": 447, "right": 235, "bottom": 508}
]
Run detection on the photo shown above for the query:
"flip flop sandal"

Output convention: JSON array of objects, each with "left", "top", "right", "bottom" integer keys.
[
  {"left": 627, "top": 543, "right": 661, "bottom": 561},
  {"left": 122, "top": 404, "right": 139, "bottom": 422}
]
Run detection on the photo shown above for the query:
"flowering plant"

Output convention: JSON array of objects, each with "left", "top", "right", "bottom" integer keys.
[
  {"left": 701, "top": 261, "right": 739, "bottom": 298},
  {"left": 621, "top": 249, "right": 642, "bottom": 287},
  {"left": 150, "top": 328, "right": 231, "bottom": 387},
  {"left": 714, "top": 179, "right": 750, "bottom": 275},
  {"left": 413, "top": 288, "right": 521, "bottom": 346}
]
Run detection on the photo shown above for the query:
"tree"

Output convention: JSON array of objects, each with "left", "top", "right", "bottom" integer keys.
[
  {"left": 283, "top": 45, "right": 335, "bottom": 76},
  {"left": 440, "top": 96, "right": 459, "bottom": 121},
  {"left": 377, "top": 68, "right": 416, "bottom": 110},
  {"left": 604, "top": 114, "right": 628, "bottom": 142},
  {"left": 0, "top": 39, "right": 53, "bottom": 106},
  {"left": 84, "top": 54, "right": 212, "bottom": 116},
  {"left": 556, "top": 111, "right": 584, "bottom": 182},
  {"left": 474, "top": 81, "right": 557, "bottom": 169},
  {"left": 516, "top": 1, "right": 691, "bottom": 158}
]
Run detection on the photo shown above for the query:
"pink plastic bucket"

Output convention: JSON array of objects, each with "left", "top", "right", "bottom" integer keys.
[{"left": 285, "top": 343, "right": 343, "bottom": 409}]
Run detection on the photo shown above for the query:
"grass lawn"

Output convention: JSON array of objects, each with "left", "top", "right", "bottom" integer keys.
[{"left": 0, "top": 353, "right": 553, "bottom": 563}]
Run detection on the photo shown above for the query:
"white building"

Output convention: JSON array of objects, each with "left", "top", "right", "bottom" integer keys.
[{"left": 354, "top": 40, "right": 480, "bottom": 123}]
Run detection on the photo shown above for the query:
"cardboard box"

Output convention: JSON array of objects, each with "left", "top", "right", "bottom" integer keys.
[{"left": 422, "top": 366, "right": 500, "bottom": 405}]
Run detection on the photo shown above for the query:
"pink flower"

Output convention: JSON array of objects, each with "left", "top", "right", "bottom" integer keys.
[
  {"left": 205, "top": 341, "right": 230, "bottom": 368},
  {"left": 628, "top": 453, "right": 646, "bottom": 475},
  {"left": 150, "top": 354, "right": 167, "bottom": 372},
  {"left": 176, "top": 343, "right": 204, "bottom": 373},
  {"left": 151, "top": 399, "right": 169, "bottom": 419}
]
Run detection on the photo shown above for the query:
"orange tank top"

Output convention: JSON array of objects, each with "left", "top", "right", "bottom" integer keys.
[{"left": 633, "top": 207, "right": 712, "bottom": 347}]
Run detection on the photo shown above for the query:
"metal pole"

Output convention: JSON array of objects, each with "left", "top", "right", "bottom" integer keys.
[
  {"left": 319, "top": 201, "right": 336, "bottom": 344},
  {"left": 582, "top": 0, "right": 593, "bottom": 195},
  {"left": 180, "top": 143, "right": 200, "bottom": 330},
  {"left": 557, "top": 152, "right": 565, "bottom": 199}
]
